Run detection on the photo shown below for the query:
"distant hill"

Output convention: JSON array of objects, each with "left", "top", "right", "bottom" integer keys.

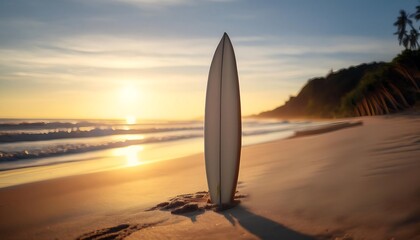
[{"left": 258, "top": 50, "right": 420, "bottom": 118}]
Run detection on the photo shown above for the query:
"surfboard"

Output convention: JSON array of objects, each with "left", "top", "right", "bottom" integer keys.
[{"left": 205, "top": 33, "right": 242, "bottom": 207}]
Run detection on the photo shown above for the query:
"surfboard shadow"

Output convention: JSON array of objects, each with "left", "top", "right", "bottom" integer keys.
[
  {"left": 218, "top": 205, "right": 315, "bottom": 240},
  {"left": 180, "top": 210, "right": 205, "bottom": 223}
]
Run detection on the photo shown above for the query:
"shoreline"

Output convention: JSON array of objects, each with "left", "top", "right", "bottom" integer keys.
[
  {"left": 0, "top": 115, "right": 419, "bottom": 239},
  {"left": 0, "top": 120, "right": 354, "bottom": 189}
]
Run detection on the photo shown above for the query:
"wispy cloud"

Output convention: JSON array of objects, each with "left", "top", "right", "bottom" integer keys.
[{"left": 0, "top": 34, "right": 400, "bottom": 100}]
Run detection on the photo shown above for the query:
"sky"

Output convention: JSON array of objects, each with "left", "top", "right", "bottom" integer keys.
[{"left": 0, "top": 0, "right": 418, "bottom": 120}]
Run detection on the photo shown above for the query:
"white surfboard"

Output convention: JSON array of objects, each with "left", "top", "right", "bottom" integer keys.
[{"left": 205, "top": 33, "right": 241, "bottom": 207}]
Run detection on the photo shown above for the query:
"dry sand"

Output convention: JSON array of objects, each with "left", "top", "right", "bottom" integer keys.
[{"left": 0, "top": 114, "right": 419, "bottom": 240}]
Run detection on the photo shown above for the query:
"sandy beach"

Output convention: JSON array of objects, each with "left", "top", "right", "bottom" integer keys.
[{"left": 0, "top": 114, "right": 419, "bottom": 240}]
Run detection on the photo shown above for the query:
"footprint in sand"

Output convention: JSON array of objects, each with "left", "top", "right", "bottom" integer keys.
[
  {"left": 148, "top": 191, "right": 248, "bottom": 215},
  {"left": 76, "top": 191, "right": 248, "bottom": 239}
]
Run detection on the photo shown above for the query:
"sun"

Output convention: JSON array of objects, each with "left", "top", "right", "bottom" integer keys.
[
  {"left": 125, "top": 115, "right": 136, "bottom": 124},
  {"left": 120, "top": 85, "right": 139, "bottom": 102},
  {"left": 118, "top": 84, "right": 139, "bottom": 123}
]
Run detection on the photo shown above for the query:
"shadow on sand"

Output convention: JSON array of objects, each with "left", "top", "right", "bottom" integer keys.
[
  {"left": 218, "top": 205, "right": 315, "bottom": 240},
  {"left": 182, "top": 209, "right": 206, "bottom": 223}
]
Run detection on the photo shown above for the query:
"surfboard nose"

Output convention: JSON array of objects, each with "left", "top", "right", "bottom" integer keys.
[{"left": 223, "top": 32, "right": 229, "bottom": 40}]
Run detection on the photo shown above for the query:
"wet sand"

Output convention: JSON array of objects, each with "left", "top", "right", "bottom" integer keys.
[{"left": 0, "top": 114, "right": 419, "bottom": 240}]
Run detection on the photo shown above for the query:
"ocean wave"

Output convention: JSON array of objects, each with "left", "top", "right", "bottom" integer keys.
[
  {"left": 0, "top": 119, "right": 290, "bottom": 131},
  {"left": 0, "top": 125, "right": 302, "bottom": 162},
  {"left": 0, "top": 120, "right": 297, "bottom": 143},
  {"left": 0, "top": 120, "right": 203, "bottom": 130},
  {"left": 0, "top": 121, "right": 99, "bottom": 130},
  {"left": 0, "top": 127, "right": 203, "bottom": 143}
]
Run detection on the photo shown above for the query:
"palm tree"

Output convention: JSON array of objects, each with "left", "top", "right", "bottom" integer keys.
[
  {"left": 408, "top": 29, "right": 420, "bottom": 50},
  {"left": 394, "top": 10, "right": 412, "bottom": 48},
  {"left": 414, "top": 5, "right": 420, "bottom": 21}
]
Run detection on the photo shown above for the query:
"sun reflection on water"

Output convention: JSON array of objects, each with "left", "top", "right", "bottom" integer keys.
[{"left": 113, "top": 145, "right": 144, "bottom": 167}]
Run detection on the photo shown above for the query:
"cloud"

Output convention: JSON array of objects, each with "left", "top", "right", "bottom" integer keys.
[
  {"left": 0, "top": 32, "right": 404, "bottom": 117},
  {"left": 0, "top": 34, "right": 400, "bottom": 90}
]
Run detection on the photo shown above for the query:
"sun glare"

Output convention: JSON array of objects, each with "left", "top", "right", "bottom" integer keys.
[
  {"left": 120, "top": 85, "right": 139, "bottom": 102},
  {"left": 126, "top": 115, "right": 136, "bottom": 124}
]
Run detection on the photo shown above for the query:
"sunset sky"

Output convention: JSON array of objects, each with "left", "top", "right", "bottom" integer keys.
[{"left": 0, "top": 0, "right": 417, "bottom": 120}]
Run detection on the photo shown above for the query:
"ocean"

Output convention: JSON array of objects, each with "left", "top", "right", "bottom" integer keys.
[{"left": 0, "top": 118, "right": 327, "bottom": 187}]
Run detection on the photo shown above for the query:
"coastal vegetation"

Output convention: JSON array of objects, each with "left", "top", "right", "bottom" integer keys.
[
  {"left": 340, "top": 50, "right": 419, "bottom": 117},
  {"left": 259, "top": 4, "right": 420, "bottom": 118}
]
